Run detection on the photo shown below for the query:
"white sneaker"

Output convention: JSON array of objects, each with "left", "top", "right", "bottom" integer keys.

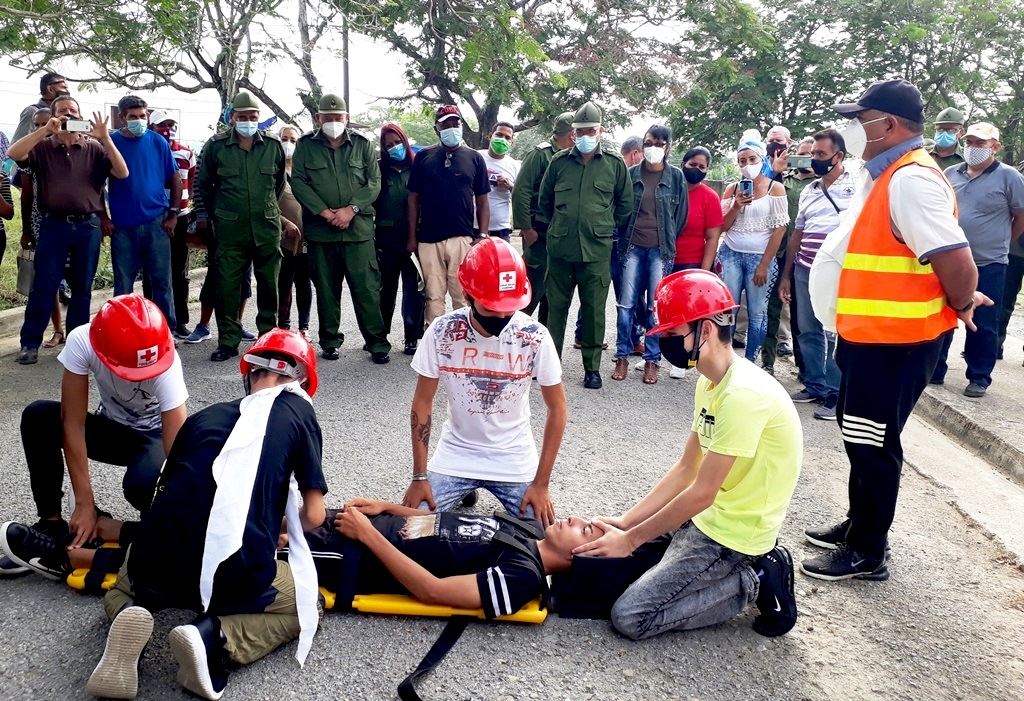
[
  {"left": 669, "top": 365, "right": 686, "bottom": 379},
  {"left": 633, "top": 359, "right": 645, "bottom": 371}
]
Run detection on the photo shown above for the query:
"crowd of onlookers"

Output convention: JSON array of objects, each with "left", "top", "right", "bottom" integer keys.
[{"left": 2, "top": 72, "right": 1023, "bottom": 403}]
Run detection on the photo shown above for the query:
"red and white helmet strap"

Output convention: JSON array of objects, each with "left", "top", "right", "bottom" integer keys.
[{"left": 243, "top": 353, "right": 299, "bottom": 379}]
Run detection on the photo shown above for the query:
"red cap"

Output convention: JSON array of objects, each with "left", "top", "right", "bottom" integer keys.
[
  {"left": 457, "top": 238, "right": 532, "bottom": 313},
  {"left": 90, "top": 294, "right": 175, "bottom": 382},
  {"left": 648, "top": 270, "right": 738, "bottom": 336},
  {"left": 434, "top": 105, "right": 462, "bottom": 124},
  {"left": 240, "top": 328, "right": 319, "bottom": 397}
]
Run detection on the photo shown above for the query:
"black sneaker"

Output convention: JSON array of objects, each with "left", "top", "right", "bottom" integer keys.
[
  {"left": 0, "top": 521, "right": 69, "bottom": 580},
  {"left": 404, "top": 340, "right": 418, "bottom": 356},
  {"left": 0, "top": 555, "right": 30, "bottom": 577},
  {"left": 753, "top": 545, "right": 797, "bottom": 637},
  {"left": 173, "top": 325, "right": 193, "bottom": 340},
  {"left": 86, "top": 606, "right": 154, "bottom": 699},
  {"left": 322, "top": 348, "right": 340, "bottom": 361},
  {"left": 170, "top": 615, "right": 229, "bottom": 700},
  {"left": 777, "top": 342, "right": 793, "bottom": 357},
  {"left": 0, "top": 519, "right": 68, "bottom": 576},
  {"left": 210, "top": 346, "right": 238, "bottom": 362},
  {"left": 460, "top": 490, "right": 479, "bottom": 508},
  {"left": 800, "top": 542, "right": 889, "bottom": 581},
  {"left": 804, "top": 519, "right": 851, "bottom": 550},
  {"left": 371, "top": 351, "right": 391, "bottom": 365}
]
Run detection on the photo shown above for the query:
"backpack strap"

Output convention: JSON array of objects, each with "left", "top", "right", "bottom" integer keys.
[{"left": 397, "top": 617, "right": 472, "bottom": 701}]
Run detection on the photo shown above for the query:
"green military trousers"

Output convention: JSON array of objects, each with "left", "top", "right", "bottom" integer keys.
[
  {"left": 545, "top": 256, "right": 611, "bottom": 371},
  {"left": 215, "top": 238, "right": 281, "bottom": 349},
  {"left": 307, "top": 239, "right": 391, "bottom": 354},
  {"left": 522, "top": 235, "right": 549, "bottom": 325}
]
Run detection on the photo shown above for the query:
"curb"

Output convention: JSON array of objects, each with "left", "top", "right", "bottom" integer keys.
[{"left": 915, "top": 387, "right": 1024, "bottom": 489}]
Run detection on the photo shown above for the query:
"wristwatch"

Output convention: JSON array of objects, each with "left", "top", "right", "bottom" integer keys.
[
  {"left": 167, "top": 207, "right": 181, "bottom": 215},
  {"left": 955, "top": 299, "right": 974, "bottom": 313},
  {"left": 350, "top": 204, "right": 360, "bottom": 214}
]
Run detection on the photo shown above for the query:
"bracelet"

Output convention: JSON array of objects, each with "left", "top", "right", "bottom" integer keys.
[{"left": 411, "top": 473, "right": 428, "bottom": 482}]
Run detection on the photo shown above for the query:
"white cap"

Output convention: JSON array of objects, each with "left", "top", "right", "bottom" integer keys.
[
  {"left": 964, "top": 122, "right": 999, "bottom": 141},
  {"left": 148, "top": 109, "right": 175, "bottom": 126}
]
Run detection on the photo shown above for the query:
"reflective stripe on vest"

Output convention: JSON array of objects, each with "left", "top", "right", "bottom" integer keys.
[{"left": 836, "top": 149, "right": 958, "bottom": 344}]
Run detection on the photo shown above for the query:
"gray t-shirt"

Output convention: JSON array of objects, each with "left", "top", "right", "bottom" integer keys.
[{"left": 944, "top": 161, "right": 1024, "bottom": 266}]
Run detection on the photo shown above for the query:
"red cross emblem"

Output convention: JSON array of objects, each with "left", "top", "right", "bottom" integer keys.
[
  {"left": 137, "top": 345, "right": 159, "bottom": 367},
  {"left": 498, "top": 270, "right": 516, "bottom": 291}
]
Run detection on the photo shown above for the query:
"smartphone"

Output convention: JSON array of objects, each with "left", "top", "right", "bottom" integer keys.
[
  {"left": 738, "top": 179, "right": 754, "bottom": 197},
  {"left": 62, "top": 119, "right": 92, "bottom": 132},
  {"left": 787, "top": 155, "right": 813, "bottom": 170}
]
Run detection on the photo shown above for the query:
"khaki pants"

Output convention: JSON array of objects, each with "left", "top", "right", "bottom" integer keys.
[
  {"left": 419, "top": 236, "right": 473, "bottom": 324},
  {"left": 104, "top": 558, "right": 322, "bottom": 665}
]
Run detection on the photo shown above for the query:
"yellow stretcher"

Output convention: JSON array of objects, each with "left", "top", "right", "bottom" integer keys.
[{"left": 321, "top": 588, "right": 547, "bottom": 623}]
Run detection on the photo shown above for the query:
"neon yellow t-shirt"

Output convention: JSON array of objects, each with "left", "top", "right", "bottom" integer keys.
[{"left": 691, "top": 358, "right": 802, "bottom": 556}]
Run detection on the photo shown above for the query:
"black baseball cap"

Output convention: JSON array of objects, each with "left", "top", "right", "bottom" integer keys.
[{"left": 832, "top": 79, "right": 925, "bottom": 124}]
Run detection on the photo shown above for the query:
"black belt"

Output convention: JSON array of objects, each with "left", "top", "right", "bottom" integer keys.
[{"left": 44, "top": 212, "right": 98, "bottom": 223}]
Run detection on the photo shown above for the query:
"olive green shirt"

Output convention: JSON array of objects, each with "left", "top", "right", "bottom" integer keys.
[
  {"left": 511, "top": 142, "right": 559, "bottom": 231},
  {"left": 928, "top": 149, "right": 965, "bottom": 171},
  {"left": 289, "top": 129, "right": 381, "bottom": 244},
  {"left": 536, "top": 143, "right": 633, "bottom": 263},
  {"left": 197, "top": 128, "right": 286, "bottom": 246}
]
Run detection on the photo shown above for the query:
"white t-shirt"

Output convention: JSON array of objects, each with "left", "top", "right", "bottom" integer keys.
[
  {"left": 411, "top": 308, "right": 562, "bottom": 482},
  {"left": 478, "top": 150, "right": 521, "bottom": 231},
  {"left": 58, "top": 326, "right": 189, "bottom": 432}
]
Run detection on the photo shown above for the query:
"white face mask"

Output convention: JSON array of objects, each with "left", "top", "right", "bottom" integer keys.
[
  {"left": 963, "top": 145, "right": 994, "bottom": 167},
  {"left": 740, "top": 163, "right": 761, "bottom": 180},
  {"left": 841, "top": 116, "right": 887, "bottom": 160},
  {"left": 282, "top": 142, "right": 296, "bottom": 159},
  {"left": 322, "top": 120, "right": 347, "bottom": 139},
  {"left": 643, "top": 146, "right": 665, "bottom": 165}
]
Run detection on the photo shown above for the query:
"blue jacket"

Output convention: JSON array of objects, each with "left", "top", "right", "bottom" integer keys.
[{"left": 617, "top": 162, "right": 688, "bottom": 261}]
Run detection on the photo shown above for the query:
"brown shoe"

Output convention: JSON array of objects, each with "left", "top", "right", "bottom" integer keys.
[
  {"left": 643, "top": 361, "right": 659, "bottom": 384},
  {"left": 632, "top": 341, "right": 646, "bottom": 356},
  {"left": 612, "top": 359, "right": 629, "bottom": 381}
]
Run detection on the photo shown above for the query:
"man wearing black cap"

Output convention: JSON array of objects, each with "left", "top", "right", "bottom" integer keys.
[{"left": 803, "top": 79, "right": 991, "bottom": 581}]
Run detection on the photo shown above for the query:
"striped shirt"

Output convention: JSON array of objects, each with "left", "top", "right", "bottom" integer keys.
[
  {"left": 169, "top": 140, "right": 197, "bottom": 214},
  {"left": 794, "top": 170, "right": 856, "bottom": 269},
  {"left": 0, "top": 172, "right": 12, "bottom": 239}
]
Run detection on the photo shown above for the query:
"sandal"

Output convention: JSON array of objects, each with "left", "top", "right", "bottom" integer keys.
[
  {"left": 42, "top": 329, "right": 65, "bottom": 349},
  {"left": 612, "top": 358, "right": 629, "bottom": 381},
  {"left": 643, "top": 361, "right": 659, "bottom": 384}
]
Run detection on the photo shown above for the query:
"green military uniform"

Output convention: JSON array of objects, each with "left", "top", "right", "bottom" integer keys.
[
  {"left": 928, "top": 149, "right": 965, "bottom": 171},
  {"left": 929, "top": 106, "right": 966, "bottom": 171},
  {"left": 537, "top": 103, "right": 632, "bottom": 374},
  {"left": 289, "top": 94, "right": 387, "bottom": 354},
  {"left": 511, "top": 112, "right": 574, "bottom": 324},
  {"left": 196, "top": 92, "right": 286, "bottom": 352},
  {"left": 763, "top": 170, "right": 816, "bottom": 369}
]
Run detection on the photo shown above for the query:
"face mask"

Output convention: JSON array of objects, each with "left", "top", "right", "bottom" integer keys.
[
  {"left": 576, "top": 135, "right": 598, "bottom": 154},
  {"left": 643, "top": 146, "right": 665, "bottom": 165},
  {"left": 472, "top": 304, "right": 512, "bottom": 337},
  {"left": 126, "top": 119, "right": 147, "bottom": 137},
  {"left": 439, "top": 126, "right": 462, "bottom": 147},
  {"left": 934, "top": 131, "right": 958, "bottom": 149},
  {"left": 811, "top": 155, "right": 838, "bottom": 176},
  {"left": 322, "top": 121, "right": 347, "bottom": 139},
  {"left": 964, "top": 145, "right": 994, "bottom": 167},
  {"left": 387, "top": 144, "right": 407, "bottom": 161},
  {"left": 841, "top": 116, "right": 886, "bottom": 160},
  {"left": 235, "top": 121, "right": 258, "bottom": 138},
  {"left": 740, "top": 163, "right": 762, "bottom": 180},
  {"left": 282, "top": 142, "right": 296, "bottom": 159},
  {"left": 683, "top": 167, "right": 706, "bottom": 184},
  {"left": 490, "top": 137, "right": 510, "bottom": 155},
  {"left": 660, "top": 331, "right": 699, "bottom": 368}
]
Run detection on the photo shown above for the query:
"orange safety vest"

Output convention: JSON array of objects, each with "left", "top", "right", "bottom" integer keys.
[{"left": 836, "top": 149, "right": 959, "bottom": 344}]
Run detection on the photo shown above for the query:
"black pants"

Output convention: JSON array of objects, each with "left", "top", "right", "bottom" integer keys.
[
  {"left": 278, "top": 247, "right": 312, "bottom": 330},
  {"left": 836, "top": 332, "right": 949, "bottom": 559},
  {"left": 763, "top": 258, "right": 803, "bottom": 370},
  {"left": 932, "top": 262, "right": 1006, "bottom": 388},
  {"left": 143, "top": 215, "right": 192, "bottom": 327},
  {"left": 377, "top": 248, "right": 424, "bottom": 343},
  {"left": 997, "top": 253, "right": 1024, "bottom": 353},
  {"left": 21, "top": 400, "right": 165, "bottom": 519}
]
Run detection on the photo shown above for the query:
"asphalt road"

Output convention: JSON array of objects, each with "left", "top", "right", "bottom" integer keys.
[{"left": 1, "top": 290, "right": 1022, "bottom": 701}]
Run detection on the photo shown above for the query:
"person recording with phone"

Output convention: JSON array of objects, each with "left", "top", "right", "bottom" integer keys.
[
  {"left": 8, "top": 95, "right": 129, "bottom": 366},
  {"left": 718, "top": 130, "right": 789, "bottom": 364}
]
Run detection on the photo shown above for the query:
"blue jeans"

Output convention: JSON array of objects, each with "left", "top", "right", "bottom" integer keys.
[
  {"left": 111, "top": 217, "right": 176, "bottom": 329},
  {"left": 606, "top": 244, "right": 645, "bottom": 348},
  {"left": 719, "top": 244, "right": 776, "bottom": 362},
  {"left": 616, "top": 246, "right": 671, "bottom": 363},
  {"left": 20, "top": 214, "right": 102, "bottom": 348},
  {"left": 418, "top": 471, "right": 535, "bottom": 520},
  {"left": 932, "top": 262, "right": 1006, "bottom": 388},
  {"left": 794, "top": 265, "right": 839, "bottom": 399}
]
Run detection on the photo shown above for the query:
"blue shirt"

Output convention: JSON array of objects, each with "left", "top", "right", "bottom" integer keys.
[
  {"left": 943, "top": 161, "right": 1024, "bottom": 266},
  {"left": 108, "top": 130, "right": 177, "bottom": 227}
]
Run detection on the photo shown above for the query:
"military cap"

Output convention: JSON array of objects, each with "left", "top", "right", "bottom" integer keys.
[
  {"left": 552, "top": 112, "right": 574, "bottom": 135},
  {"left": 231, "top": 92, "right": 260, "bottom": 112},
  {"left": 318, "top": 93, "right": 347, "bottom": 115},
  {"left": 935, "top": 107, "right": 964, "bottom": 125},
  {"left": 571, "top": 102, "right": 602, "bottom": 129}
]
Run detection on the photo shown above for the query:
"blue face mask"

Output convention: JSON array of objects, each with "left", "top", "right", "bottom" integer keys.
[
  {"left": 439, "top": 126, "right": 462, "bottom": 147},
  {"left": 126, "top": 119, "right": 147, "bottom": 137},
  {"left": 934, "top": 131, "right": 958, "bottom": 148},
  {"left": 235, "top": 121, "right": 258, "bottom": 138},
  {"left": 387, "top": 144, "right": 407, "bottom": 161},
  {"left": 576, "top": 135, "right": 598, "bottom": 154}
]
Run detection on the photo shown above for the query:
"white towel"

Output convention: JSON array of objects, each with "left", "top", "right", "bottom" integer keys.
[{"left": 199, "top": 382, "right": 319, "bottom": 666}]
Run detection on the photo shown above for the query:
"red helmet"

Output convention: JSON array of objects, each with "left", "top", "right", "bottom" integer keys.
[
  {"left": 240, "top": 328, "right": 319, "bottom": 397},
  {"left": 90, "top": 294, "right": 175, "bottom": 382},
  {"left": 457, "top": 237, "right": 532, "bottom": 313},
  {"left": 648, "top": 270, "right": 739, "bottom": 336}
]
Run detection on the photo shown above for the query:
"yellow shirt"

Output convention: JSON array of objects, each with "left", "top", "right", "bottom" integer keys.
[{"left": 691, "top": 358, "right": 802, "bottom": 556}]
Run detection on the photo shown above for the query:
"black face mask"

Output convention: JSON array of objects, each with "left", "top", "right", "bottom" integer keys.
[
  {"left": 811, "top": 155, "right": 838, "bottom": 176},
  {"left": 683, "top": 167, "right": 706, "bottom": 184},
  {"left": 472, "top": 305, "right": 512, "bottom": 337},
  {"left": 660, "top": 332, "right": 697, "bottom": 369}
]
